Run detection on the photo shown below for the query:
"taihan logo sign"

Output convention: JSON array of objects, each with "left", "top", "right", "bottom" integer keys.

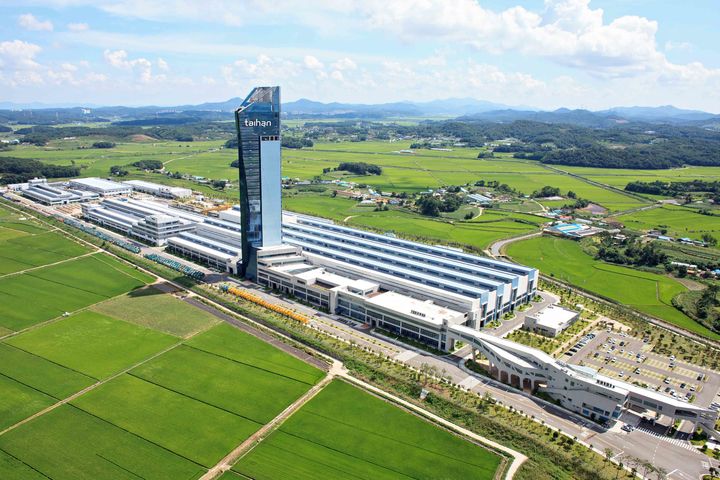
[{"left": 244, "top": 119, "right": 272, "bottom": 127}]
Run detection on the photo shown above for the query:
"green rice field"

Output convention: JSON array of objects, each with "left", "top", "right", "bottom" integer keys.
[
  {"left": 5, "top": 311, "right": 177, "bottom": 379},
  {"left": 613, "top": 204, "right": 720, "bottom": 241},
  {"left": 0, "top": 253, "right": 153, "bottom": 332},
  {"left": 506, "top": 236, "right": 720, "bottom": 340},
  {"left": 233, "top": 379, "right": 502, "bottom": 480}
]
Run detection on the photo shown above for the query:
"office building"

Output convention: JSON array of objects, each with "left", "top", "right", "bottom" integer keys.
[{"left": 234, "top": 86, "right": 282, "bottom": 277}]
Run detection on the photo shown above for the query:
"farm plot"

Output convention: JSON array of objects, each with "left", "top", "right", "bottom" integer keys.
[
  {"left": 0, "top": 405, "right": 205, "bottom": 480},
  {"left": 91, "top": 286, "right": 219, "bottom": 338},
  {"left": 0, "top": 253, "right": 152, "bottom": 331},
  {"left": 5, "top": 311, "right": 177, "bottom": 379},
  {"left": 185, "top": 322, "right": 325, "bottom": 386},
  {"left": 506, "top": 236, "right": 720, "bottom": 340},
  {"left": 131, "top": 343, "right": 319, "bottom": 424},
  {"left": 0, "top": 343, "right": 94, "bottom": 398},
  {"left": 614, "top": 205, "right": 720, "bottom": 241},
  {"left": 0, "top": 231, "right": 91, "bottom": 275},
  {"left": 71, "top": 374, "right": 257, "bottom": 468},
  {"left": 233, "top": 380, "right": 502, "bottom": 480},
  {"left": 0, "top": 374, "right": 55, "bottom": 430}
]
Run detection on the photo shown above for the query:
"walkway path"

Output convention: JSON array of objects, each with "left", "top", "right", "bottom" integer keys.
[{"left": 200, "top": 371, "right": 337, "bottom": 480}]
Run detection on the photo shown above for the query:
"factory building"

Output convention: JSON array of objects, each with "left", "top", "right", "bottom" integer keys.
[
  {"left": 524, "top": 305, "right": 580, "bottom": 337},
  {"left": 256, "top": 244, "right": 468, "bottom": 350},
  {"left": 81, "top": 199, "right": 195, "bottom": 246},
  {"left": 166, "top": 215, "right": 243, "bottom": 273},
  {"left": 282, "top": 212, "right": 537, "bottom": 326},
  {"left": 22, "top": 178, "right": 99, "bottom": 205},
  {"left": 68, "top": 178, "right": 132, "bottom": 196},
  {"left": 123, "top": 180, "right": 192, "bottom": 198}
]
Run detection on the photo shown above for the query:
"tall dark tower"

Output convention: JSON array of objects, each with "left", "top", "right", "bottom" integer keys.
[{"left": 234, "top": 86, "right": 282, "bottom": 278}]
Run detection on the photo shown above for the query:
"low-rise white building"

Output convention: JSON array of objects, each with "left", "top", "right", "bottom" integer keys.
[
  {"left": 524, "top": 305, "right": 580, "bottom": 337},
  {"left": 69, "top": 177, "right": 132, "bottom": 196},
  {"left": 449, "top": 325, "right": 719, "bottom": 432},
  {"left": 123, "top": 180, "right": 192, "bottom": 198}
]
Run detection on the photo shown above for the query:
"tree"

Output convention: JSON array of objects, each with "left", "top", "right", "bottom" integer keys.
[
  {"left": 211, "top": 179, "right": 227, "bottom": 190},
  {"left": 532, "top": 186, "right": 561, "bottom": 198},
  {"left": 109, "top": 165, "right": 128, "bottom": 176},
  {"left": 604, "top": 447, "right": 614, "bottom": 462},
  {"left": 702, "top": 233, "right": 717, "bottom": 246},
  {"left": 92, "top": 141, "right": 116, "bottom": 149},
  {"left": 567, "top": 190, "right": 577, "bottom": 199},
  {"left": 416, "top": 196, "right": 442, "bottom": 217}
]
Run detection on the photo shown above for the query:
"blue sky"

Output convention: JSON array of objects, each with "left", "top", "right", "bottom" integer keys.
[{"left": 1, "top": 0, "right": 719, "bottom": 111}]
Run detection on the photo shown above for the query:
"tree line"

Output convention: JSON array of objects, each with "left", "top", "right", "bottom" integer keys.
[{"left": 0, "top": 157, "right": 80, "bottom": 184}]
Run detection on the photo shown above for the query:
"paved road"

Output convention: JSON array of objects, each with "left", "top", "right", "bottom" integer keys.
[{"left": 488, "top": 231, "right": 542, "bottom": 257}]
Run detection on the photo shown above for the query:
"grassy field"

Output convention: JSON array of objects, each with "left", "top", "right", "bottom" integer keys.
[
  {"left": 506, "top": 236, "right": 720, "bottom": 340},
  {"left": 233, "top": 379, "right": 502, "bottom": 480},
  {"left": 0, "top": 253, "right": 153, "bottom": 332},
  {"left": 131, "top": 344, "right": 319, "bottom": 424},
  {"left": 91, "top": 286, "right": 219, "bottom": 338},
  {"left": 283, "top": 193, "right": 544, "bottom": 250},
  {"left": 613, "top": 204, "right": 720, "bottom": 241},
  {"left": 0, "top": 231, "right": 91, "bottom": 275}
]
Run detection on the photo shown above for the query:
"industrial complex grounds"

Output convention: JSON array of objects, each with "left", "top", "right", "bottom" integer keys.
[{"left": 2, "top": 104, "right": 720, "bottom": 480}]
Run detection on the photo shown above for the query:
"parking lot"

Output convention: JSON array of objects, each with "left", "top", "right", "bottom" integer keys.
[{"left": 566, "top": 329, "right": 720, "bottom": 411}]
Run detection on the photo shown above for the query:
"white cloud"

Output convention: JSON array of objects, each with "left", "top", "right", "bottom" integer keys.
[
  {"left": 221, "top": 54, "right": 302, "bottom": 86},
  {"left": 67, "top": 22, "right": 89, "bottom": 32},
  {"left": 157, "top": 57, "right": 169, "bottom": 71},
  {"left": 665, "top": 41, "right": 691, "bottom": 52},
  {"left": 332, "top": 57, "right": 357, "bottom": 71},
  {"left": 18, "top": 13, "right": 53, "bottom": 31},
  {"left": 103, "top": 49, "right": 163, "bottom": 83},
  {"left": 0, "top": 40, "right": 42, "bottom": 71},
  {"left": 303, "top": 55, "right": 324, "bottom": 70}
]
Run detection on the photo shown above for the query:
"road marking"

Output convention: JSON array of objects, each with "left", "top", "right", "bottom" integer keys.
[{"left": 635, "top": 426, "right": 696, "bottom": 450}]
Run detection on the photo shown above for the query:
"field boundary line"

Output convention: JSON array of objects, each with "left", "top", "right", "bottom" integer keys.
[
  {"left": 125, "top": 371, "right": 265, "bottom": 426},
  {"left": 0, "top": 251, "right": 98, "bottom": 280},
  {"left": 0, "top": 446, "right": 54, "bottom": 480},
  {"left": 182, "top": 343, "right": 320, "bottom": 386},
  {"left": 199, "top": 371, "right": 336, "bottom": 480}
]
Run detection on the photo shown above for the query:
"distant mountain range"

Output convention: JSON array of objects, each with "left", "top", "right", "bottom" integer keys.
[{"left": 1, "top": 98, "right": 718, "bottom": 128}]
